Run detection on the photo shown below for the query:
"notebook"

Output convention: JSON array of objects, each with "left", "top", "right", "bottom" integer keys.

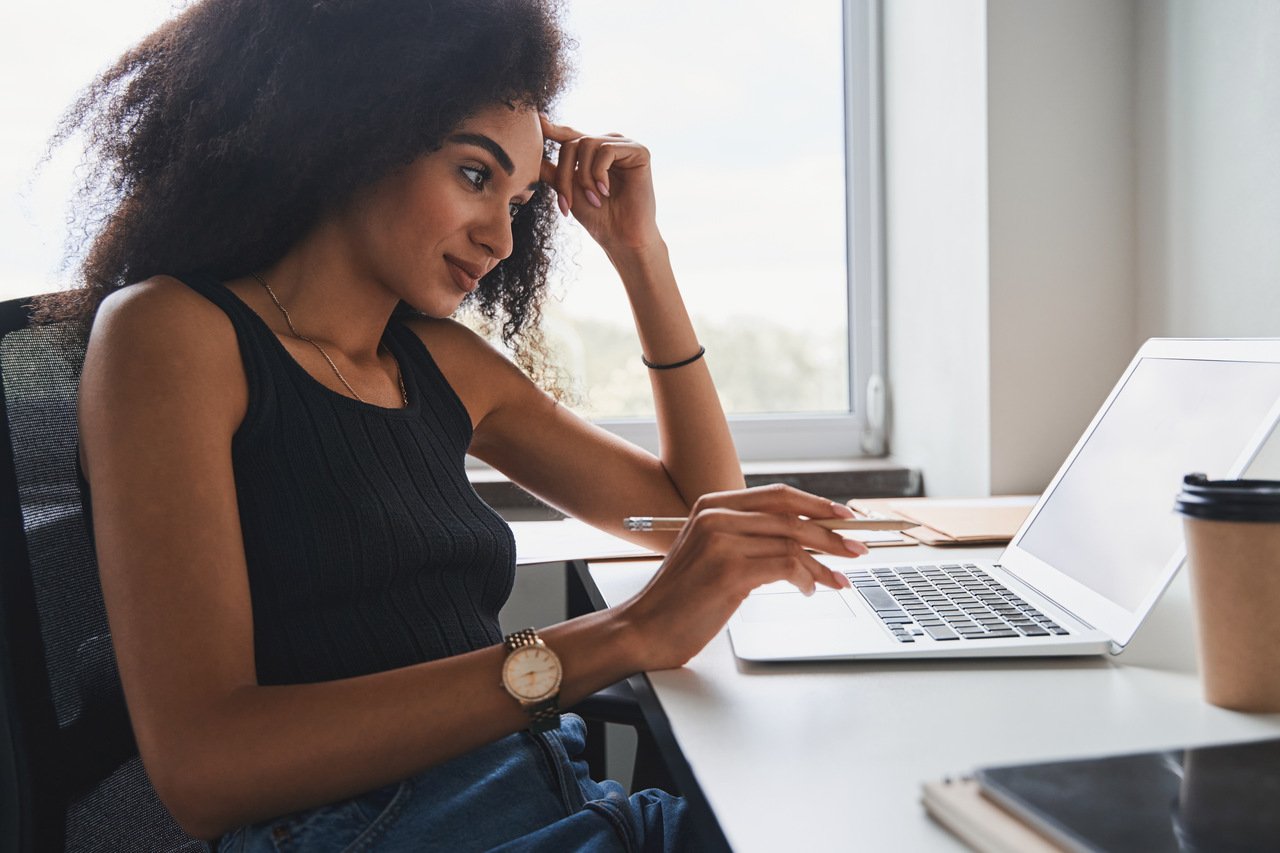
[{"left": 728, "top": 338, "right": 1280, "bottom": 661}]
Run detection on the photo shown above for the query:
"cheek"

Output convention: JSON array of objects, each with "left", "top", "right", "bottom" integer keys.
[{"left": 368, "top": 193, "right": 459, "bottom": 262}]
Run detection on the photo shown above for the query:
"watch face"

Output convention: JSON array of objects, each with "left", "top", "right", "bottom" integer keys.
[{"left": 502, "top": 645, "right": 562, "bottom": 702}]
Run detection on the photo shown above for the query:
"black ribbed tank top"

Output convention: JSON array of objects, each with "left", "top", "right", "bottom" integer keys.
[{"left": 181, "top": 273, "right": 516, "bottom": 686}]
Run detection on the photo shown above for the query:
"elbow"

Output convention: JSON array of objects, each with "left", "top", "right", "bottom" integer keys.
[
  {"left": 146, "top": 744, "right": 242, "bottom": 841},
  {"left": 150, "top": 762, "right": 228, "bottom": 841}
]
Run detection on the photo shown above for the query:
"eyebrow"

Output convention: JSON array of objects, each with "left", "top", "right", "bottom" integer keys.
[{"left": 447, "top": 132, "right": 516, "bottom": 176}]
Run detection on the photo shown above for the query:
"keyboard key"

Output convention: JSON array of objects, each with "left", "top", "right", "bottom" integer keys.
[
  {"left": 923, "top": 624, "right": 959, "bottom": 641},
  {"left": 1016, "top": 625, "right": 1050, "bottom": 637},
  {"left": 856, "top": 585, "right": 902, "bottom": 612}
]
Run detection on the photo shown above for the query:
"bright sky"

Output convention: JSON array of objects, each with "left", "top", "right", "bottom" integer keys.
[{"left": 1, "top": 0, "right": 849, "bottom": 334}]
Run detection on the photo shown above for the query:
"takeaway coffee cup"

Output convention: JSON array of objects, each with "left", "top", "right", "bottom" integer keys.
[{"left": 1175, "top": 474, "right": 1280, "bottom": 712}]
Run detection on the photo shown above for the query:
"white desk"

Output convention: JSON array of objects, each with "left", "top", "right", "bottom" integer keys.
[{"left": 584, "top": 546, "right": 1280, "bottom": 852}]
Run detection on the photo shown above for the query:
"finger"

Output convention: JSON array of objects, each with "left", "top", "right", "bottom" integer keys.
[
  {"left": 692, "top": 507, "right": 868, "bottom": 558},
  {"left": 580, "top": 140, "right": 646, "bottom": 199},
  {"left": 737, "top": 535, "right": 859, "bottom": 588},
  {"left": 695, "top": 483, "right": 856, "bottom": 522},
  {"left": 539, "top": 156, "right": 559, "bottom": 186},
  {"left": 744, "top": 552, "right": 845, "bottom": 596},
  {"left": 585, "top": 142, "right": 624, "bottom": 199},
  {"left": 554, "top": 138, "right": 580, "bottom": 214},
  {"left": 573, "top": 138, "right": 606, "bottom": 207},
  {"left": 540, "top": 113, "right": 588, "bottom": 145},
  {"left": 786, "top": 555, "right": 818, "bottom": 596},
  {"left": 537, "top": 156, "right": 570, "bottom": 216},
  {"left": 833, "top": 532, "right": 871, "bottom": 558}
]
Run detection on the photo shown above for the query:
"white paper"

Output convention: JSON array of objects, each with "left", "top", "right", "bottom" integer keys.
[{"left": 510, "top": 518, "right": 658, "bottom": 565}]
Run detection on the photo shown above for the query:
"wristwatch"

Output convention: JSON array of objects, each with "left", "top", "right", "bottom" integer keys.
[{"left": 501, "top": 628, "right": 563, "bottom": 733}]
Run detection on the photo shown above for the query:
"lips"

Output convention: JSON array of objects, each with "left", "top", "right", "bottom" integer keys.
[{"left": 444, "top": 255, "right": 484, "bottom": 294}]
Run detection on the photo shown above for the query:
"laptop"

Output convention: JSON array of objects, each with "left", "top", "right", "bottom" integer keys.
[{"left": 728, "top": 338, "right": 1280, "bottom": 662}]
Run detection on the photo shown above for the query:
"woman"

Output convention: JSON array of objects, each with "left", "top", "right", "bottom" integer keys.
[{"left": 57, "top": 0, "right": 867, "bottom": 848}]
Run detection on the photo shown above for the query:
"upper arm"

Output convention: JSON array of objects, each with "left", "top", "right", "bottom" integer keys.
[
  {"left": 406, "top": 318, "right": 690, "bottom": 540},
  {"left": 78, "top": 277, "right": 257, "bottom": 792}
]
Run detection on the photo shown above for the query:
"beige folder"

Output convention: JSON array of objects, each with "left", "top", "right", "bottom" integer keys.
[{"left": 847, "top": 496, "right": 1038, "bottom": 547}]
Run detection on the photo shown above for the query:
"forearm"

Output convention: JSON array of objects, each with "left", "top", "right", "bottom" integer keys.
[
  {"left": 607, "top": 239, "right": 745, "bottom": 503},
  {"left": 165, "top": 608, "right": 640, "bottom": 839}
]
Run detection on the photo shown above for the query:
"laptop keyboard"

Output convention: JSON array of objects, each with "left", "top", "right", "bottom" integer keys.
[{"left": 844, "top": 564, "right": 1071, "bottom": 644}]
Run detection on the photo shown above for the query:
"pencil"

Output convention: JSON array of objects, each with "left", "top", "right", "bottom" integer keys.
[{"left": 621, "top": 516, "right": 918, "bottom": 532}]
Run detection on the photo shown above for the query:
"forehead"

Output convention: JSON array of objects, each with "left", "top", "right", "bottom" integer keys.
[{"left": 449, "top": 104, "right": 543, "bottom": 176}]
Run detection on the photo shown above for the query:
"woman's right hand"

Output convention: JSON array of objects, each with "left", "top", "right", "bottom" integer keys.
[{"left": 619, "top": 484, "right": 870, "bottom": 671}]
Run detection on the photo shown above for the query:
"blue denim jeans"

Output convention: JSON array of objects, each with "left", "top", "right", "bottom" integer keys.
[{"left": 215, "top": 714, "right": 689, "bottom": 852}]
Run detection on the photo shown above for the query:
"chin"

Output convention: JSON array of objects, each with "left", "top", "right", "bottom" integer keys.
[{"left": 399, "top": 291, "right": 469, "bottom": 320}]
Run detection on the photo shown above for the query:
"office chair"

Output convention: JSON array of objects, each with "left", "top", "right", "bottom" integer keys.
[
  {"left": 0, "top": 294, "right": 672, "bottom": 851},
  {"left": 0, "top": 296, "right": 207, "bottom": 851}
]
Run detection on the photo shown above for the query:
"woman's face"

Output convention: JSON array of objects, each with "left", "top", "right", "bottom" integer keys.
[{"left": 343, "top": 103, "right": 544, "bottom": 317}]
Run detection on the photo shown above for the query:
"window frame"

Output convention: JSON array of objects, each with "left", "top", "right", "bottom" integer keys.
[{"left": 583, "top": 0, "right": 886, "bottom": 463}]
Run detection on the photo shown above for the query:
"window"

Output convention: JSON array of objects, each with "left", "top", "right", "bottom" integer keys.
[
  {"left": 2, "top": 0, "right": 884, "bottom": 461},
  {"left": 542, "top": 0, "right": 885, "bottom": 460},
  {"left": 2, "top": 1, "right": 179, "bottom": 302}
]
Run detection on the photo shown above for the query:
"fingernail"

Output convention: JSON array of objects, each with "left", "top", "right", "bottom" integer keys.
[
  {"left": 838, "top": 573, "right": 853, "bottom": 589},
  {"left": 585, "top": 189, "right": 602, "bottom": 208},
  {"left": 597, "top": 180, "right": 610, "bottom": 197},
  {"left": 558, "top": 193, "right": 570, "bottom": 217},
  {"left": 844, "top": 537, "right": 865, "bottom": 554},
  {"left": 804, "top": 587, "right": 815, "bottom": 598},
  {"left": 831, "top": 502, "right": 856, "bottom": 518}
]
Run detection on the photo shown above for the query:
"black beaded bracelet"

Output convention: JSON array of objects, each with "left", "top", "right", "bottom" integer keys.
[{"left": 642, "top": 345, "right": 706, "bottom": 370}]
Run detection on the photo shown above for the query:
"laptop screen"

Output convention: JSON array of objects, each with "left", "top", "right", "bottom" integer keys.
[{"left": 1015, "top": 357, "right": 1280, "bottom": 613}]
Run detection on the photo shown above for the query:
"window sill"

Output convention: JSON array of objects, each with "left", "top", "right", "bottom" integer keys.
[{"left": 469, "top": 458, "right": 922, "bottom": 520}]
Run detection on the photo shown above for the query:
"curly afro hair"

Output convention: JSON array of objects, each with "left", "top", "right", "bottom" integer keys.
[{"left": 38, "top": 0, "right": 572, "bottom": 388}]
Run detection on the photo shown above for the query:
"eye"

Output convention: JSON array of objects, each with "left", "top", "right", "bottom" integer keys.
[{"left": 460, "top": 165, "right": 490, "bottom": 191}]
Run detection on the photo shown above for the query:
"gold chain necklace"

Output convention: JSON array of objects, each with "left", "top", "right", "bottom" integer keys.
[{"left": 252, "top": 272, "right": 407, "bottom": 407}]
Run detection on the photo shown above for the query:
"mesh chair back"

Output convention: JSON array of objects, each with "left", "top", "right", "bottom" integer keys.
[{"left": 0, "top": 297, "right": 207, "bottom": 851}]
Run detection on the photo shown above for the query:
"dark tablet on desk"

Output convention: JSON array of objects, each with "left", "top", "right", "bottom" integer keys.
[{"left": 975, "top": 737, "right": 1280, "bottom": 853}]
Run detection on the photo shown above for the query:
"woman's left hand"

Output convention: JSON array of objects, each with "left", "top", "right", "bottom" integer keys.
[{"left": 540, "top": 115, "right": 660, "bottom": 253}]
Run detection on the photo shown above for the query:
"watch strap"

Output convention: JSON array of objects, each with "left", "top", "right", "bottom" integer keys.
[
  {"left": 504, "top": 627, "right": 543, "bottom": 653},
  {"left": 526, "top": 698, "right": 560, "bottom": 734}
]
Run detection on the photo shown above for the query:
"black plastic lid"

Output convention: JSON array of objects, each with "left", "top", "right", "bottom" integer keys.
[{"left": 1175, "top": 473, "right": 1280, "bottom": 522}]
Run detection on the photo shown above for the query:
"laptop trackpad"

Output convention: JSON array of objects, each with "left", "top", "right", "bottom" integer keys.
[
  {"left": 738, "top": 590, "right": 858, "bottom": 622},
  {"left": 732, "top": 591, "right": 875, "bottom": 660}
]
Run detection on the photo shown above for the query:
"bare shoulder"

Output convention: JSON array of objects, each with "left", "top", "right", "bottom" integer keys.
[
  {"left": 92, "top": 274, "right": 232, "bottom": 345},
  {"left": 81, "top": 275, "right": 248, "bottom": 451},
  {"left": 400, "top": 315, "right": 533, "bottom": 425},
  {"left": 399, "top": 314, "right": 505, "bottom": 364}
]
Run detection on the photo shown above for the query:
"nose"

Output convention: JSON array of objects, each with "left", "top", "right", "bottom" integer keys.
[{"left": 473, "top": 203, "right": 514, "bottom": 261}]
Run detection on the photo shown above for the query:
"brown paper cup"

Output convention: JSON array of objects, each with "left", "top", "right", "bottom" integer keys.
[{"left": 1180, "top": 515, "right": 1280, "bottom": 712}]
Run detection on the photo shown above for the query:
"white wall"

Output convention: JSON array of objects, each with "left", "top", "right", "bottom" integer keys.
[
  {"left": 884, "top": 0, "right": 1138, "bottom": 496},
  {"left": 883, "top": 0, "right": 993, "bottom": 496},
  {"left": 986, "top": 0, "right": 1138, "bottom": 495},
  {"left": 1135, "top": 0, "right": 1280, "bottom": 340}
]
